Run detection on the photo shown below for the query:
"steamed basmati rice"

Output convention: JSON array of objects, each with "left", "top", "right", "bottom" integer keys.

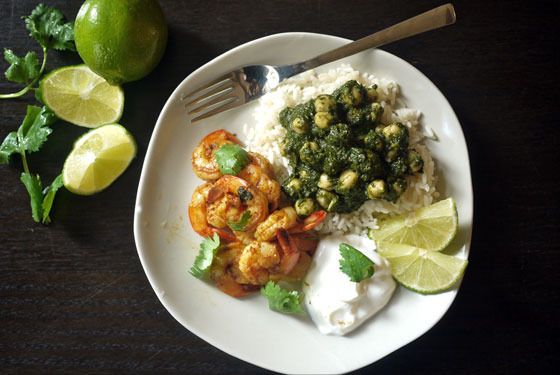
[{"left": 243, "top": 64, "right": 438, "bottom": 235}]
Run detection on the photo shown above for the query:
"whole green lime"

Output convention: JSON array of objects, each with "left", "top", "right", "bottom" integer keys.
[{"left": 74, "top": 0, "right": 168, "bottom": 85}]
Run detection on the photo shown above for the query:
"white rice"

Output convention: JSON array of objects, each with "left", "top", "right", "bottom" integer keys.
[{"left": 243, "top": 64, "right": 438, "bottom": 235}]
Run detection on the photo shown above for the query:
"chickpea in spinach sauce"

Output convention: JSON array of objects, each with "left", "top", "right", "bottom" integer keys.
[{"left": 279, "top": 80, "right": 424, "bottom": 214}]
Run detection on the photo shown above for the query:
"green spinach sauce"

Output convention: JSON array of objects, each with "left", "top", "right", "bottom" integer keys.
[{"left": 279, "top": 80, "right": 424, "bottom": 215}]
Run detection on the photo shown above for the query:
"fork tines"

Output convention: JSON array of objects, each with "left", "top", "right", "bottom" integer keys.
[{"left": 183, "top": 73, "right": 242, "bottom": 123}]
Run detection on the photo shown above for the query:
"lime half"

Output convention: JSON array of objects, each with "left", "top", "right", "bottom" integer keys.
[
  {"left": 63, "top": 124, "right": 136, "bottom": 195},
  {"left": 377, "top": 242, "right": 468, "bottom": 294},
  {"left": 40, "top": 65, "right": 124, "bottom": 128},
  {"left": 369, "top": 198, "right": 458, "bottom": 251}
]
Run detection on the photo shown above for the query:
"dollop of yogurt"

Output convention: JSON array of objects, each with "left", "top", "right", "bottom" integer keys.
[{"left": 303, "top": 234, "right": 396, "bottom": 335}]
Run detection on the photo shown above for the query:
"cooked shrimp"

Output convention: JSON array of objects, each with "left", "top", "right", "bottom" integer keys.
[
  {"left": 189, "top": 183, "right": 213, "bottom": 237},
  {"left": 233, "top": 230, "right": 256, "bottom": 245},
  {"left": 254, "top": 207, "right": 298, "bottom": 242},
  {"left": 276, "top": 228, "right": 301, "bottom": 274},
  {"left": 206, "top": 175, "right": 269, "bottom": 232},
  {"left": 238, "top": 241, "right": 281, "bottom": 285},
  {"left": 192, "top": 130, "right": 241, "bottom": 181},
  {"left": 289, "top": 232, "right": 320, "bottom": 254},
  {"left": 248, "top": 152, "right": 275, "bottom": 178},
  {"left": 206, "top": 190, "right": 243, "bottom": 229},
  {"left": 238, "top": 162, "right": 281, "bottom": 211},
  {"left": 271, "top": 252, "right": 313, "bottom": 282},
  {"left": 290, "top": 210, "right": 327, "bottom": 233},
  {"left": 188, "top": 183, "right": 236, "bottom": 241},
  {"left": 262, "top": 212, "right": 323, "bottom": 275},
  {"left": 210, "top": 242, "right": 257, "bottom": 297},
  {"left": 235, "top": 232, "right": 318, "bottom": 288}
]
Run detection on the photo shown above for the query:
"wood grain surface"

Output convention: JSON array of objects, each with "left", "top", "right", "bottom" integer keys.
[{"left": 1, "top": 0, "right": 558, "bottom": 373}]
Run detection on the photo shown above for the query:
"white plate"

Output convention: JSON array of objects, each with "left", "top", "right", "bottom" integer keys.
[{"left": 133, "top": 32, "right": 473, "bottom": 374}]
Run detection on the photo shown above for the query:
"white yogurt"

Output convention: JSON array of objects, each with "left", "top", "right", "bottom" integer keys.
[{"left": 303, "top": 234, "right": 396, "bottom": 335}]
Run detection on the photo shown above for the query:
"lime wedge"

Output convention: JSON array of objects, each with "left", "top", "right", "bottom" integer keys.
[
  {"left": 377, "top": 242, "right": 467, "bottom": 294},
  {"left": 40, "top": 65, "right": 124, "bottom": 128},
  {"left": 63, "top": 124, "right": 136, "bottom": 195},
  {"left": 369, "top": 198, "right": 458, "bottom": 251}
]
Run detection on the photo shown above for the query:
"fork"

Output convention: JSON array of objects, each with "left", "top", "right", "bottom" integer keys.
[{"left": 184, "top": 3, "right": 456, "bottom": 123}]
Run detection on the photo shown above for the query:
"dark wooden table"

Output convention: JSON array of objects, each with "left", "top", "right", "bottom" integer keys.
[{"left": 1, "top": 0, "right": 558, "bottom": 373}]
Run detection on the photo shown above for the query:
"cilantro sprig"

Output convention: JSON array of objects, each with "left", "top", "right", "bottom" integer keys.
[
  {"left": 261, "top": 281, "right": 304, "bottom": 314},
  {"left": 189, "top": 234, "right": 221, "bottom": 279},
  {"left": 0, "top": 105, "right": 62, "bottom": 223},
  {"left": 1, "top": 4, "right": 75, "bottom": 99},
  {"left": 0, "top": 4, "right": 76, "bottom": 224},
  {"left": 339, "top": 243, "right": 375, "bottom": 282}
]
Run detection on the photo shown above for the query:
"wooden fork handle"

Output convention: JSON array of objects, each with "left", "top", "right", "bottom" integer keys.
[{"left": 303, "top": 3, "right": 456, "bottom": 70}]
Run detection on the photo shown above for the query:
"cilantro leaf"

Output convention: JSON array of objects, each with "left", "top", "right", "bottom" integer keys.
[
  {"left": 0, "top": 106, "right": 56, "bottom": 163},
  {"left": 228, "top": 211, "right": 251, "bottom": 231},
  {"left": 0, "top": 132, "right": 19, "bottom": 164},
  {"left": 214, "top": 144, "right": 249, "bottom": 175},
  {"left": 190, "top": 233, "right": 221, "bottom": 279},
  {"left": 1, "top": 106, "right": 60, "bottom": 223},
  {"left": 23, "top": 4, "right": 75, "bottom": 51},
  {"left": 261, "top": 281, "right": 304, "bottom": 314},
  {"left": 3, "top": 49, "right": 40, "bottom": 84},
  {"left": 41, "top": 174, "right": 63, "bottom": 224},
  {"left": 339, "top": 243, "right": 375, "bottom": 282},
  {"left": 17, "top": 105, "right": 56, "bottom": 153},
  {"left": 20, "top": 172, "right": 43, "bottom": 223}
]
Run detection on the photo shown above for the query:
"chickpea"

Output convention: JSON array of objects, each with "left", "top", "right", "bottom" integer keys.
[
  {"left": 314, "top": 111, "right": 334, "bottom": 129},
  {"left": 284, "top": 177, "right": 302, "bottom": 198},
  {"left": 291, "top": 117, "right": 309, "bottom": 134},
  {"left": 314, "top": 95, "right": 336, "bottom": 112},
  {"left": 299, "top": 141, "right": 322, "bottom": 168},
  {"left": 317, "top": 174, "right": 335, "bottom": 191},
  {"left": 294, "top": 198, "right": 317, "bottom": 217},
  {"left": 316, "top": 189, "right": 339, "bottom": 212},
  {"left": 366, "top": 180, "right": 386, "bottom": 199},
  {"left": 382, "top": 123, "right": 407, "bottom": 140},
  {"left": 336, "top": 169, "right": 358, "bottom": 193}
]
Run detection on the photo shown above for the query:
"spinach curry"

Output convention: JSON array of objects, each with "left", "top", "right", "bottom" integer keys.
[{"left": 279, "top": 80, "right": 424, "bottom": 215}]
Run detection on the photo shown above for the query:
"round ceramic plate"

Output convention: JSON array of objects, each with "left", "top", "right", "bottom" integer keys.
[{"left": 133, "top": 32, "right": 473, "bottom": 374}]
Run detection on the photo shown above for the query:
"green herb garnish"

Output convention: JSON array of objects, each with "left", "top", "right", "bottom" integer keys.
[
  {"left": 0, "top": 4, "right": 77, "bottom": 224},
  {"left": 41, "top": 174, "right": 64, "bottom": 224},
  {"left": 23, "top": 4, "right": 75, "bottom": 51},
  {"left": 228, "top": 211, "right": 251, "bottom": 231},
  {"left": 1, "top": 4, "right": 75, "bottom": 99},
  {"left": 0, "top": 105, "right": 56, "bottom": 162},
  {"left": 214, "top": 143, "right": 249, "bottom": 175},
  {"left": 0, "top": 105, "right": 63, "bottom": 223},
  {"left": 189, "top": 233, "right": 221, "bottom": 279},
  {"left": 3, "top": 49, "right": 41, "bottom": 86},
  {"left": 261, "top": 281, "right": 304, "bottom": 314},
  {"left": 339, "top": 243, "right": 375, "bottom": 282}
]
